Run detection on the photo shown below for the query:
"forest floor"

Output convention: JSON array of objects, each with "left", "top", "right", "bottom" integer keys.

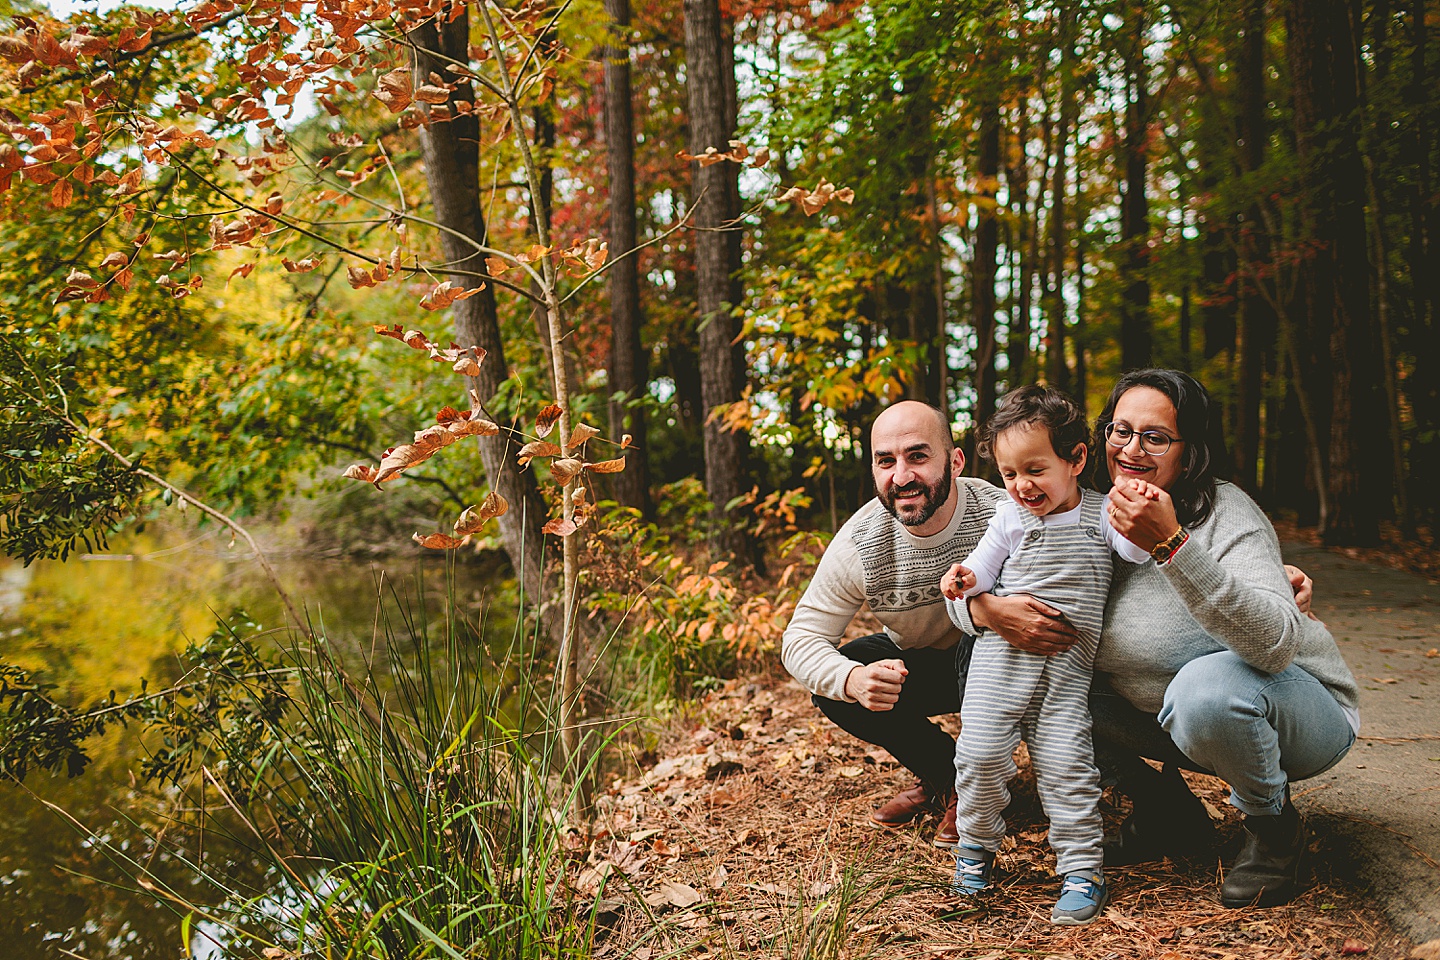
[{"left": 573, "top": 535, "right": 1440, "bottom": 960}]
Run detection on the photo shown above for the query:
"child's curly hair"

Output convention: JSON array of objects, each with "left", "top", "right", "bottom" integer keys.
[{"left": 976, "top": 384, "right": 1089, "bottom": 466}]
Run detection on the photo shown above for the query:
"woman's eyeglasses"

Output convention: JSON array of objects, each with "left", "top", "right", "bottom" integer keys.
[{"left": 1104, "top": 422, "right": 1182, "bottom": 456}]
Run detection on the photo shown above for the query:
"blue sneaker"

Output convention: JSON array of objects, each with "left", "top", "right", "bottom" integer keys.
[
  {"left": 1051, "top": 870, "right": 1107, "bottom": 925},
  {"left": 951, "top": 844, "right": 994, "bottom": 896}
]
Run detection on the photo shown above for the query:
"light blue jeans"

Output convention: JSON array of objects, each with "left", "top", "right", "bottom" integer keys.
[{"left": 1092, "top": 651, "right": 1356, "bottom": 817}]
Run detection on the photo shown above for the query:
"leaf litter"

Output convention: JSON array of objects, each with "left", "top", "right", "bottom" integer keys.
[{"left": 578, "top": 667, "right": 1416, "bottom": 958}]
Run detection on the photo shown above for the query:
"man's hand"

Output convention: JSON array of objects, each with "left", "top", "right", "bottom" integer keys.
[
  {"left": 844, "top": 658, "right": 908, "bottom": 711},
  {"left": 941, "top": 563, "right": 976, "bottom": 600},
  {"left": 1284, "top": 563, "right": 1318, "bottom": 620},
  {"left": 970, "top": 593, "right": 1080, "bottom": 655}
]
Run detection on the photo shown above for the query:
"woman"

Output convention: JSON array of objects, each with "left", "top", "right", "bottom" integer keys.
[{"left": 955, "top": 369, "right": 1359, "bottom": 908}]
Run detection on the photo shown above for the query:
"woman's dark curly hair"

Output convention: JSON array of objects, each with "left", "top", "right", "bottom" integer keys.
[
  {"left": 1093, "top": 368, "right": 1229, "bottom": 527},
  {"left": 977, "top": 384, "right": 1090, "bottom": 469}
]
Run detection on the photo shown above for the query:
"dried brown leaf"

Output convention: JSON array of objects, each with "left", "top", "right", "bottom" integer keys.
[
  {"left": 534, "top": 403, "right": 564, "bottom": 438},
  {"left": 413, "top": 532, "right": 466, "bottom": 550},
  {"left": 585, "top": 457, "right": 627, "bottom": 474},
  {"left": 549, "top": 457, "right": 584, "bottom": 484},
  {"left": 567, "top": 423, "right": 601, "bottom": 450},
  {"left": 542, "top": 517, "right": 577, "bottom": 537},
  {"left": 517, "top": 441, "right": 562, "bottom": 465},
  {"left": 342, "top": 463, "right": 380, "bottom": 483},
  {"left": 445, "top": 417, "right": 499, "bottom": 438}
]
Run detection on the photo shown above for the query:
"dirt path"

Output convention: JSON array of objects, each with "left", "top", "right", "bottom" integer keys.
[
  {"left": 1281, "top": 540, "right": 1440, "bottom": 944},
  {"left": 582, "top": 539, "right": 1440, "bottom": 958}
]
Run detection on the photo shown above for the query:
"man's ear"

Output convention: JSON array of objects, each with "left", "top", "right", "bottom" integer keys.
[{"left": 952, "top": 446, "right": 966, "bottom": 475}]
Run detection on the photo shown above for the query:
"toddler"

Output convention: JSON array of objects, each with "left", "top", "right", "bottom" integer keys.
[{"left": 940, "top": 384, "right": 1150, "bottom": 925}]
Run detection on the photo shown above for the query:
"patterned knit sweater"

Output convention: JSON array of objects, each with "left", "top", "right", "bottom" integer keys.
[{"left": 781, "top": 478, "right": 1006, "bottom": 702}]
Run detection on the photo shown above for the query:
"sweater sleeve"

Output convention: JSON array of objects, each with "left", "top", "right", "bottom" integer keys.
[
  {"left": 1157, "top": 488, "right": 1306, "bottom": 674},
  {"left": 781, "top": 530, "right": 869, "bottom": 701},
  {"left": 959, "top": 507, "right": 1019, "bottom": 597}
]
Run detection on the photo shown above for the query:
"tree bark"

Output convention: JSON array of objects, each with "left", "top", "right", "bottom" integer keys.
[
  {"left": 602, "top": 0, "right": 652, "bottom": 517},
  {"left": 408, "top": 16, "right": 550, "bottom": 616},
  {"left": 683, "top": 0, "right": 758, "bottom": 568},
  {"left": 1287, "top": 0, "right": 1382, "bottom": 545},
  {"left": 1044, "top": 29, "right": 1076, "bottom": 391},
  {"left": 972, "top": 97, "right": 1001, "bottom": 431},
  {"left": 1119, "top": 9, "right": 1152, "bottom": 371},
  {"left": 1233, "top": 0, "right": 1275, "bottom": 495}
]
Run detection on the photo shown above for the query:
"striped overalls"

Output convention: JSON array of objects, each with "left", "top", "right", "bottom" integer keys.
[{"left": 953, "top": 488, "right": 1114, "bottom": 875}]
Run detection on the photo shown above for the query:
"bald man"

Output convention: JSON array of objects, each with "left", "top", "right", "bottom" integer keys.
[{"left": 781, "top": 401, "right": 1011, "bottom": 847}]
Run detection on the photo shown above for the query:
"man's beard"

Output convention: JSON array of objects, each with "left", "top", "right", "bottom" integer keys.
[{"left": 879, "top": 458, "right": 952, "bottom": 528}]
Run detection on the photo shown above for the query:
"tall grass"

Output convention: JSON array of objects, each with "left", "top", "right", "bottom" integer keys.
[{"left": 66, "top": 573, "right": 632, "bottom": 958}]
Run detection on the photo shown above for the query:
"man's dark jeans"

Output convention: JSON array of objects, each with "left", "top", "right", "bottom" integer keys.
[{"left": 811, "top": 632, "right": 973, "bottom": 798}]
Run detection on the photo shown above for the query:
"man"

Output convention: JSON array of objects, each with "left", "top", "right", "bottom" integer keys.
[
  {"left": 782, "top": 400, "right": 1314, "bottom": 849},
  {"left": 780, "top": 400, "right": 1011, "bottom": 847}
]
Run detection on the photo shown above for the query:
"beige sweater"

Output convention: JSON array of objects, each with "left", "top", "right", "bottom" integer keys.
[{"left": 781, "top": 478, "right": 1006, "bottom": 702}]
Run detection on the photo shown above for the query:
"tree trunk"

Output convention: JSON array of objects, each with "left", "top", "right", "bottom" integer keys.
[
  {"left": 1044, "top": 30, "right": 1076, "bottom": 391},
  {"left": 602, "top": 0, "right": 652, "bottom": 517},
  {"left": 1233, "top": 0, "right": 1275, "bottom": 494},
  {"left": 683, "top": 0, "right": 758, "bottom": 568},
  {"left": 1288, "top": 0, "right": 1382, "bottom": 545},
  {"left": 972, "top": 97, "right": 1001, "bottom": 430},
  {"left": 408, "top": 16, "right": 550, "bottom": 618},
  {"left": 1119, "top": 10, "right": 1152, "bottom": 371}
]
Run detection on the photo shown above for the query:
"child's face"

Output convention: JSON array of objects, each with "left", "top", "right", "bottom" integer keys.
[{"left": 993, "top": 424, "right": 1087, "bottom": 517}]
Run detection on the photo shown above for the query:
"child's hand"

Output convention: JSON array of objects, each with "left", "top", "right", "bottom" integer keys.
[
  {"left": 941, "top": 563, "right": 976, "bottom": 600},
  {"left": 1129, "top": 478, "right": 1162, "bottom": 501}
]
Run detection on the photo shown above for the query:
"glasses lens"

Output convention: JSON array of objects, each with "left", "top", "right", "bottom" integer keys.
[
  {"left": 1140, "top": 432, "right": 1173, "bottom": 455},
  {"left": 1105, "top": 423, "right": 1131, "bottom": 447}
]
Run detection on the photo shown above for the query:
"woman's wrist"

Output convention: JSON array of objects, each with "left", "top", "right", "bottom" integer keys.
[{"left": 1150, "top": 526, "right": 1189, "bottom": 564}]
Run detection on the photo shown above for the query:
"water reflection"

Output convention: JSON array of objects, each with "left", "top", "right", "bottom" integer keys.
[{"left": 0, "top": 527, "right": 515, "bottom": 960}]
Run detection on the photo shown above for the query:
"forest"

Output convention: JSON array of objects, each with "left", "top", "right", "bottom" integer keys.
[
  {"left": 0, "top": 0, "right": 1436, "bottom": 955},
  {"left": 1, "top": 0, "right": 1432, "bottom": 576}
]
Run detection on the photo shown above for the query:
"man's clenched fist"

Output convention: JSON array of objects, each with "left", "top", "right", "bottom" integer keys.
[{"left": 844, "top": 658, "right": 908, "bottom": 711}]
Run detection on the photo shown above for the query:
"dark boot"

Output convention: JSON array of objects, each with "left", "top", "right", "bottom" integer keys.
[
  {"left": 1221, "top": 796, "right": 1306, "bottom": 908},
  {"left": 1104, "top": 763, "right": 1215, "bottom": 866}
]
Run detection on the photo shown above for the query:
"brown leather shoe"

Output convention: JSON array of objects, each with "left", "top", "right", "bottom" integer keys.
[
  {"left": 868, "top": 782, "right": 939, "bottom": 828},
  {"left": 932, "top": 795, "right": 959, "bottom": 848}
]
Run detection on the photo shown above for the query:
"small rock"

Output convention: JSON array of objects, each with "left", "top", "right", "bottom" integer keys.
[{"left": 1410, "top": 938, "right": 1440, "bottom": 960}]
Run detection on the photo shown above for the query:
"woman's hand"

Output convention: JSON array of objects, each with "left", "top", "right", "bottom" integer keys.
[
  {"left": 1108, "top": 477, "right": 1181, "bottom": 553},
  {"left": 969, "top": 593, "right": 1080, "bottom": 655}
]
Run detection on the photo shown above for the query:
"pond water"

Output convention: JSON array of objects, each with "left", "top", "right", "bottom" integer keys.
[{"left": 0, "top": 527, "right": 516, "bottom": 959}]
